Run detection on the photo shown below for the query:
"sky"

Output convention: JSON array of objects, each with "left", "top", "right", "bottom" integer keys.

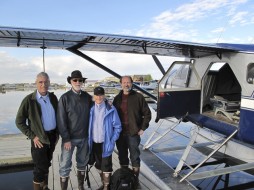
[{"left": 0, "top": 0, "right": 254, "bottom": 84}]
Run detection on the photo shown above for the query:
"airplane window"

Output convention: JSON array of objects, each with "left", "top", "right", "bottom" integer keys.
[
  {"left": 209, "top": 62, "right": 226, "bottom": 72},
  {"left": 160, "top": 63, "right": 191, "bottom": 89},
  {"left": 247, "top": 63, "right": 254, "bottom": 84}
]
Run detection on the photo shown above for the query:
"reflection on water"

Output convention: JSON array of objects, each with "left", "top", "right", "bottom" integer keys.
[
  {"left": 0, "top": 89, "right": 66, "bottom": 135},
  {"left": 0, "top": 170, "right": 33, "bottom": 190}
]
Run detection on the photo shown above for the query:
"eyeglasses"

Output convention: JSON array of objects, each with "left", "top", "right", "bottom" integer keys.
[{"left": 72, "top": 79, "right": 83, "bottom": 83}]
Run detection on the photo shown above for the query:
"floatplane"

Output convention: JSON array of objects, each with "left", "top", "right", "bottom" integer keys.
[
  {"left": 134, "top": 80, "right": 158, "bottom": 91},
  {"left": 1, "top": 26, "right": 254, "bottom": 189}
]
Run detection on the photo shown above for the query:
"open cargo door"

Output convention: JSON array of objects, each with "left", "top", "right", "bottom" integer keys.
[{"left": 157, "top": 61, "right": 201, "bottom": 119}]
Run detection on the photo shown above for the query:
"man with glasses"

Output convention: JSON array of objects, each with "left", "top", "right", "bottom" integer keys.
[
  {"left": 57, "top": 70, "right": 92, "bottom": 190},
  {"left": 16, "top": 72, "right": 58, "bottom": 190}
]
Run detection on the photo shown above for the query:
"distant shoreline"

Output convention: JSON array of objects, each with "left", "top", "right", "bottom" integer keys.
[{"left": 0, "top": 133, "right": 24, "bottom": 137}]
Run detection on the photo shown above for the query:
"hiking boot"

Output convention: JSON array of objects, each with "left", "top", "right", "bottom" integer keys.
[
  {"left": 33, "top": 181, "right": 43, "bottom": 190},
  {"left": 60, "top": 177, "right": 69, "bottom": 190},
  {"left": 77, "top": 170, "right": 85, "bottom": 190},
  {"left": 133, "top": 167, "right": 141, "bottom": 189},
  {"left": 102, "top": 172, "right": 111, "bottom": 190},
  {"left": 96, "top": 170, "right": 103, "bottom": 190}
]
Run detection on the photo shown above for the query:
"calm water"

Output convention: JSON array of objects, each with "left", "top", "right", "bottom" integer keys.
[
  {"left": 0, "top": 170, "right": 33, "bottom": 190},
  {"left": 1, "top": 90, "right": 254, "bottom": 189},
  {"left": 0, "top": 89, "right": 64, "bottom": 190},
  {"left": 0, "top": 89, "right": 66, "bottom": 135}
]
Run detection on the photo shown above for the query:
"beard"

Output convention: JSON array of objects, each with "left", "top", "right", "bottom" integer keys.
[{"left": 72, "top": 85, "right": 81, "bottom": 92}]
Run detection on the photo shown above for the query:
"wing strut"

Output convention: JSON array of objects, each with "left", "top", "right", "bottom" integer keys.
[
  {"left": 152, "top": 55, "right": 166, "bottom": 75},
  {"left": 67, "top": 48, "right": 157, "bottom": 100}
]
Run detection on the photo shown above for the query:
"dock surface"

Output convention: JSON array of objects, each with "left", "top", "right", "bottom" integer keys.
[
  {"left": 0, "top": 128, "right": 196, "bottom": 190},
  {"left": 0, "top": 134, "right": 160, "bottom": 190}
]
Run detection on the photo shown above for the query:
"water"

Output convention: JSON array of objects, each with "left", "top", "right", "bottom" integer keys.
[
  {"left": 1, "top": 90, "right": 254, "bottom": 189},
  {"left": 0, "top": 170, "right": 33, "bottom": 190},
  {"left": 0, "top": 89, "right": 66, "bottom": 135},
  {"left": 0, "top": 89, "right": 65, "bottom": 190}
]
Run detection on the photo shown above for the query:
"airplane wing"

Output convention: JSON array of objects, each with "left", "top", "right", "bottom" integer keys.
[{"left": 0, "top": 26, "right": 247, "bottom": 58}]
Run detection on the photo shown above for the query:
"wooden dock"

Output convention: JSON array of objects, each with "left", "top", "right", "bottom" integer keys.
[
  {"left": 0, "top": 105, "right": 198, "bottom": 190},
  {"left": 0, "top": 113, "right": 197, "bottom": 190},
  {"left": 0, "top": 134, "right": 161, "bottom": 190}
]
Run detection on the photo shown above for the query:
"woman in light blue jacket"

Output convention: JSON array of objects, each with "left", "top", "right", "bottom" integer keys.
[{"left": 88, "top": 87, "right": 121, "bottom": 190}]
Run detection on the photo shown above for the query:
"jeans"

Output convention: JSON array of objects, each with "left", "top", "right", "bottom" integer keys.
[
  {"left": 116, "top": 134, "right": 141, "bottom": 167},
  {"left": 59, "top": 138, "right": 89, "bottom": 177}
]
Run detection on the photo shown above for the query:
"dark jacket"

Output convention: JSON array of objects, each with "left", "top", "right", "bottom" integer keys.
[
  {"left": 113, "top": 90, "right": 151, "bottom": 136},
  {"left": 57, "top": 89, "right": 92, "bottom": 143},
  {"left": 15, "top": 90, "right": 58, "bottom": 144},
  {"left": 88, "top": 100, "right": 122, "bottom": 158}
]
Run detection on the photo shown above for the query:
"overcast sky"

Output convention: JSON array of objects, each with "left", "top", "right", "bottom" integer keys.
[{"left": 0, "top": 0, "right": 253, "bottom": 84}]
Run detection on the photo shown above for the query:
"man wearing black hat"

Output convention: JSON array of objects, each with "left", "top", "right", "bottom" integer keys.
[
  {"left": 88, "top": 87, "right": 121, "bottom": 190},
  {"left": 57, "top": 70, "right": 92, "bottom": 190}
]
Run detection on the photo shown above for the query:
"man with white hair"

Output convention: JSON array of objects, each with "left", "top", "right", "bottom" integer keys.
[
  {"left": 16, "top": 72, "right": 58, "bottom": 190},
  {"left": 57, "top": 70, "right": 92, "bottom": 190}
]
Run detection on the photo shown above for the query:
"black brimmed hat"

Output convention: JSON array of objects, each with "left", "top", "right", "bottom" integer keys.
[
  {"left": 67, "top": 70, "right": 87, "bottom": 84},
  {"left": 94, "top": 86, "right": 105, "bottom": 96}
]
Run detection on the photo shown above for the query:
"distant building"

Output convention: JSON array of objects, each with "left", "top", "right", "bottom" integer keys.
[
  {"left": 86, "top": 80, "right": 98, "bottom": 87},
  {"left": 132, "top": 74, "right": 153, "bottom": 83},
  {"left": 2, "top": 83, "right": 16, "bottom": 89},
  {"left": 101, "top": 75, "right": 153, "bottom": 83},
  {"left": 23, "top": 83, "right": 31, "bottom": 88},
  {"left": 104, "top": 76, "right": 119, "bottom": 82},
  {"left": 0, "top": 82, "right": 65, "bottom": 90}
]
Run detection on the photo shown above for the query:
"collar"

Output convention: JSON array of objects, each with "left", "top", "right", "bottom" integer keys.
[
  {"left": 71, "top": 88, "right": 82, "bottom": 95},
  {"left": 95, "top": 101, "right": 106, "bottom": 109},
  {"left": 36, "top": 90, "right": 48, "bottom": 99}
]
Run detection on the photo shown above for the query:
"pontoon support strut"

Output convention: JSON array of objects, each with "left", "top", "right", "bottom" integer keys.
[{"left": 179, "top": 128, "right": 238, "bottom": 182}]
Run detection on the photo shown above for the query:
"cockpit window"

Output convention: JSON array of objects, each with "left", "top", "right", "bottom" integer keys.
[{"left": 160, "top": 62, "right": 192, "bottom": 89}]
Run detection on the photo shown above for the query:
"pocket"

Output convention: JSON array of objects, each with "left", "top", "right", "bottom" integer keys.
[{"left": 106, "top": 140, "right": 114, "bottom": 153}]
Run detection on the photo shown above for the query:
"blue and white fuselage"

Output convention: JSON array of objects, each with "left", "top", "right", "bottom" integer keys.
[{"left": 156, "top": 49, "right": 254, "bottom": 167}]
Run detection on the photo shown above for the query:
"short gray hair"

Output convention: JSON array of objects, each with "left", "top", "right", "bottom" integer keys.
[{"left": 36, "top": 72, "right": 50, "bottom": 81}]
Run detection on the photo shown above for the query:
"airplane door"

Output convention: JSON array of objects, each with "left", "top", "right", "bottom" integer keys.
[{"left": 157, "top": 61, "right": 201, "bottom": 119}]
